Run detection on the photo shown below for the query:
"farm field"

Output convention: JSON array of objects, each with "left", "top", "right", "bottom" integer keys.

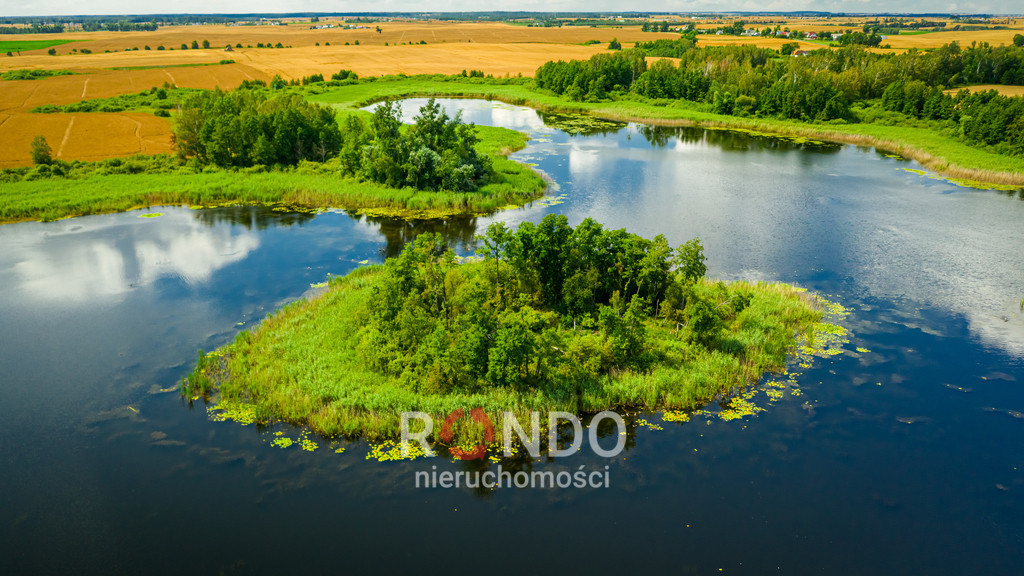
[
  {"left": 0, "top": 18, "right": 1023, "bottom": 168},
  {"left": 944, "top": 84, "right": 1024, "bottom": 97}
]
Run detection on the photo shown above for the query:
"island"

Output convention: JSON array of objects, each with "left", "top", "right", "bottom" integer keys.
[{"left": 184, "top": 216, "right": 837, "bottom": 449}]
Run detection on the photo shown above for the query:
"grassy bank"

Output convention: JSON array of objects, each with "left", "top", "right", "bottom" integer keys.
[
  {"left": 0, "top": 123, "right": 545, "bottom": 224},
  {"left": 190, "top": 262, "right": 834, "bottom": 442},
  {"left": 309, "top": 76, "right": 1024, "bottom": 187}
]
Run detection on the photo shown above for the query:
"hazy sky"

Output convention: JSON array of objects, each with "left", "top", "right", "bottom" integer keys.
[{"left": 0, "top": 1, "right": 1015, "bottom": 18}]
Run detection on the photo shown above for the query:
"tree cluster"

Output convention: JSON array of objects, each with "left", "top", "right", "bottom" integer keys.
[
  {"left": 172, "top": 88, "right": 342, "bottom": 167},
  {"left": 0, "top": 24, "right": 64, "bottom": 34},
  {"left": 337, "top": 98, "right": 491, "bottom": 192},
  {"left": 535, "top": 50, "right": 647, "bottom": 101},
  {"left": 357, "top": 216, "right": 716, "bottom": 392}
]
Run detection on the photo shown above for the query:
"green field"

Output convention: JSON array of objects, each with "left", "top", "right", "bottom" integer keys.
[{"left": 0, "top": 39, "right": 76, "bottom": 53}]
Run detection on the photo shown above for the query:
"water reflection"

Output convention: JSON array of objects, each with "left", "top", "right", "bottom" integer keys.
[
  {"left": 355, "top": 213, "right": 480, "bottom": 259},
  {"left": 193, "top": 205, "right": 317, "bottom": 230},
  {"left": 3, "top": 210, "right": 260, "bottom": 301}
]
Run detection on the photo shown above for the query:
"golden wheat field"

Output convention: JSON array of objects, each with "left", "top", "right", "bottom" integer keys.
[
  {"left": 1, "top": 18, "right": 1022, "bottom": 167},
  {"left": 944, "top": 84, "right": 1024, "bottom": 97}
]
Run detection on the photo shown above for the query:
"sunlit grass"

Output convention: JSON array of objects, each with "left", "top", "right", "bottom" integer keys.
[{"left": 191, "top": 266, "right": 834, "bottom": 442}]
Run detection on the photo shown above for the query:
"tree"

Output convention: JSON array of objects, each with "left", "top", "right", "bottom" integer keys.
[
  {"left": 675, "top": 238, "right": 707, "bottom": 284},
  {"left": 479, "top": 222, "right": 512, "bottom": 305},
  {"left": 30, "top": 135, "right": 52, "bottom": 165},
  {"left": 47, "top": 48, "right": 56, "bottom": 55},
  {"left": 1014, "top": 34, "right": 1024, "bottom": 47},
  {"left": 608, "top": 37, "right": 621, "bottom": 50},
  {"left": 191, "top": 40, "right": 199, "bottom": 49},
  {"left": 201, "top": 39, "right": 210, "bottom": 49}
]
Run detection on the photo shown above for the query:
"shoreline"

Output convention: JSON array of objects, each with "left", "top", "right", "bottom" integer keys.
[
  {"left": 0, "top": 125, "right": 546, "bottom": 225},
  {"left": 339, "top": 84, "right": 1024, "bottom": 189}
]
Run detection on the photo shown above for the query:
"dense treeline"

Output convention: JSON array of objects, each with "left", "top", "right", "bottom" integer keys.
[
  {"left": 337, "top": 98, "right": 491, "bottom": 192},
  {"left": 358, "top": 216, "right": 717, "bottom": 391},
  {"left": 633, "top": 35, "right": 697, "bottom": 58},
  {"left": 535, "top": 40, "right": 1024, "bottom": 152},
  {"left": 173, "top": 89, "right": 342, "bottom": 167},
  {"left": 535, "top": 50, "right": 647, "bottom": 101},
  {"left": 0, "top": 24, "right": 64, "bottom": 34},
  {"left": 81, "top": 21, "right": 158, "bottom": 32}
]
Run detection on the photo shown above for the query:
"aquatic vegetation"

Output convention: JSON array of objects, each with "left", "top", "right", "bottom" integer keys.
[
  {"left": 366, "top": 439, "right": 430, "bottom": 462},
  {"left": 635, "top": 418, "right": 664, "bottom": 431},
  {"left": 207, "top": 401, "right": 259, "bottom": 426},
  {"left": 138, "top": 212, "right": 164, "bottom": 218}
]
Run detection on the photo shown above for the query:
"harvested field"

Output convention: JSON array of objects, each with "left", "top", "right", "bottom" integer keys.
[
  {"left": 1, "top": 18, "right": 1023, "bottom": 169},
  {"left": 0, "top": 111, "right": 173, "bottom": 168},
  {"left": 883, "top": 28, "right": 1023, "bottom": 49},
  {"left": 944, "top": 84, "right": 1024, "bottom": 97}
]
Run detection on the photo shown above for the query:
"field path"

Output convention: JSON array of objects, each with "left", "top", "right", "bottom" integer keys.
[
  {"left": 16, "top": 84, "right": 40, "bottom": 111},
  {"left": 56, "top": 116, "right": 75, "bottom": 157},
  {"left": 163, "top": 70, "right": 177, "bottom": 85},
  {"left": 128, "top": 117, "right": 143, "bottom": 153},
  {"left": 80, "top": 78, "right": 90, "bottom": 99}
]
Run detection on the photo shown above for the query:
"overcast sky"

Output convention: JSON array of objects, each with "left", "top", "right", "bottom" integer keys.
[{"left": 0, "top": 1, "right": 1015, "bottom": 18}]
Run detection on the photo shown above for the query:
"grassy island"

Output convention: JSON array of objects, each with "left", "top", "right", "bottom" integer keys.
[{"left": 185, "top": 216, "right": 834, "bottom": 443}]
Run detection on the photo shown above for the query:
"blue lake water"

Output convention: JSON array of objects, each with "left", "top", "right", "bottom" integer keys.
[{"left": 1, "top": 98, "right": 1022, "bottom": 574}]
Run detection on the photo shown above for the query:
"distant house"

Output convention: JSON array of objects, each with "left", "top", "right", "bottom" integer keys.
[
  {"left": 806, "top": 32, "right": 818, "bottom": 40},
  {"left": 777, "top": 31, "right": 789, "bottom": 37},
  {"left": 794, "top": 50, "right": 811, "bottom": 57},
  {"left": 832, "top": 33, "right": 843, "bottom": 40}
]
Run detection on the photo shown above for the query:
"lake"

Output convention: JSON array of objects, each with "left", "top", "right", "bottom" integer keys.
[{"left": 1, "top": 98, "right": 1022, "bottom": 575}]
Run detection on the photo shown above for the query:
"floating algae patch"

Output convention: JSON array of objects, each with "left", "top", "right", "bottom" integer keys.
[
  {"left": 649, "top": 294, "right": 851, "bottom": 429},
  {"left": 539, "top": 112, "right": 627, "bottom": 136},
  {"left": 271, "top": 436, "right": 294, "bottom": 449},
  {"left": 897, "top": 168, "right": 1021, "bottom": 191},
  {"left": 366, "top": 439, "right": 430, "bottom": 462},
  {"left": 717, "top": 393, "right": 766, "bottom": 422},
  {"left": 207, "top": 401, "right": 260, "bottom": 426},
  {"left": 635, "top": 418, "right": 664, "bottom": 431},
  {"left": 662, "top": 410, "right": 691, "bottom": 423},
  {"left": 138, "top": 213, "right": 164, "bottom": 219},
  {"left": 532, "top": 193, "right": 567, "bottom": 208}
]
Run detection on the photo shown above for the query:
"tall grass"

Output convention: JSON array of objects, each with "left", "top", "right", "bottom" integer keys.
[{"left": 190, "top": 268, "right": 824, "bottom": 441}]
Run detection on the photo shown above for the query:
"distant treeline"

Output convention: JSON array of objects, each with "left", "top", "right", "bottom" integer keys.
[
  {"left": 0, "top": 24, "right": 64, "bottom": 34},
  {"left": 80, "top": 21, "right": 159, "bottom": 32},
  {"left": 535, "top": 41, "right": 1024, "bottom": 153}
]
